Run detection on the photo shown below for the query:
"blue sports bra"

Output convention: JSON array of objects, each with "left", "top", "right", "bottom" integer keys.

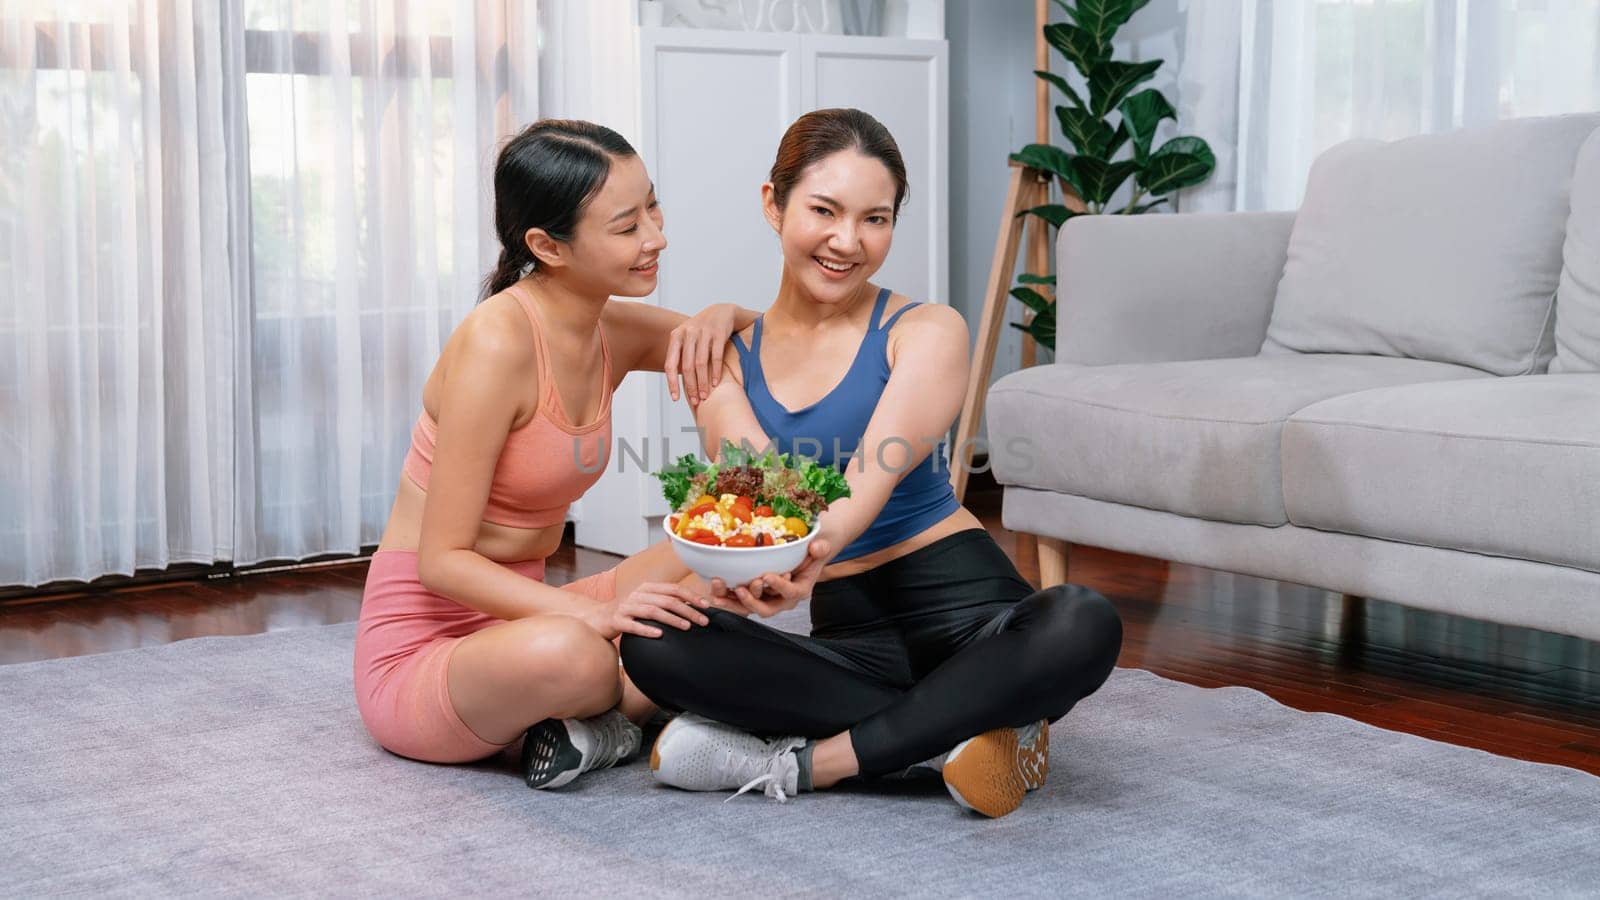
[{"left": 732, "top": 287, "right": 962, "bottom": 562}]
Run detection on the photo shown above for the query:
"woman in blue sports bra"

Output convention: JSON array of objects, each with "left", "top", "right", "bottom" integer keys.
[{"left": 620, "top": 109, "right": 1123, "bottom": 818}]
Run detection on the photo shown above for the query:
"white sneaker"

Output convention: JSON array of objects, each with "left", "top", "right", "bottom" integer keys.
[
  {"left": 522, "top": 710, "right": 642, "bottom": 790},
  {"left": 649, "top": 713, "right": 805, "bottom": 803},
  {"left": 941, "top": 719, "right": 1050, "bottom": 818}
]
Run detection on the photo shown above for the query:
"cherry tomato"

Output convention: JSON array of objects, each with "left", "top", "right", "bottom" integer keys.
[
  {"left": 757, "top": 533, "right": 772, "bottom": 547},
  {"left": 667, "top": 515, "right": 680, "bottom": 531},
  {"left": 728, "top": 504, "right": 752, "bottom": 524},
  {"left": 685, "top": 501, "right": 716, "bottom": 521},
  {"left": 723, "top": 533, "right": 757, "bottom": 548},
  {"left": 681, "top": 528, "right": 720, "bottom": 546},
  {"left": 753, "top": 505, "right": 774, "bottom": 517},
  {"left": 784, "top": 517, "right": 810, "bottom": 537}
]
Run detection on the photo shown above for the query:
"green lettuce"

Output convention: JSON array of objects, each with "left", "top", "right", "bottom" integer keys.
[
  {"left": 653, "top": 452, "right": 710, "bottom": 510},
  {"left": 652, "top": 439, "right": 851, "bottom": 523}
]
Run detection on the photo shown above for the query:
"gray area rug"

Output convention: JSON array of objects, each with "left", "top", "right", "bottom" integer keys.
[{"left": 3, "top": 609, "right": 1598, "bottom": 899}]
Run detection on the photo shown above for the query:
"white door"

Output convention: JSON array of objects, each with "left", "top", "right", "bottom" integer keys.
[
  {"left": 578, "top": 29, "right": 799, "bottom": 556},
  {"left": 803, "top": 36, "right": 948, "bottom": 308}
]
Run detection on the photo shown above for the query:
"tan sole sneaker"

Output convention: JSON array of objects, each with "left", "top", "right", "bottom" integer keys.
[
  {"left": 650, "top": 728, "right": 664, "bottom": 772},
  {"left": 1020, "top": 719, "right": 1049, "bottom": 792},
  {"left": 942, "top": 728, "right": 1029, "bottom": 818}
]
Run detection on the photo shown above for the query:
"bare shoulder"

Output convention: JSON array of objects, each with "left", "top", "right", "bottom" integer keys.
[
  {"left": 447, "top": 293, "right": 540, "bottom": 379},
  {"left": 883, "top": 295, "right": 969, "bottom": 362}
]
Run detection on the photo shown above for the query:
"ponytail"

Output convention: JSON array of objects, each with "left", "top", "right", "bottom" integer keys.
[{"left": 481, "top": 246, "right": 533, "bottom": 299}]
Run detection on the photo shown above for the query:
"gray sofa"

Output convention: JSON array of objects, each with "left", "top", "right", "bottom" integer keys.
[{"left": 987, "top": 113, "right": 1600, "bottom": 642}]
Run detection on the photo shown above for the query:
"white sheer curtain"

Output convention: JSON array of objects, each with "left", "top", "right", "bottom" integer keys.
[
  {"left": 538, "top": 0, "right": 638, "bottom": 132},
  {"left": 1, "top": 0, "right": 590, "bottom": 586},
  {"left": 1179, "top": 0, "right": 1600, "bottom": 212},
  {"left": 1, "top": 1, "right": 238, "bottom": 586},
  {"left": 236, "top": 0, "right": 536, "bottom": 564}
]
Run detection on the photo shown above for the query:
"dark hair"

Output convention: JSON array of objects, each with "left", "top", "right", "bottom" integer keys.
[
  {"left": 768, "top": 108, "right": 908, "bottom": 222},
  {"left": 480, "top": 119, "right": 638, "bottom": 300}
]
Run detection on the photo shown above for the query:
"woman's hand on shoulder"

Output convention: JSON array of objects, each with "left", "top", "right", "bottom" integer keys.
[
  {"left": 601, "top": 300, "right": 757, "bottom": 408},
  {"left": 665, "top": 302, "right": 755, "bottom": 408}
]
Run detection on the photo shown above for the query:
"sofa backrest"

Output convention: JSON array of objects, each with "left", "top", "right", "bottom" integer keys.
[
  {"left": 1552, "top": 127, "right": 1600, "bottom": 374},
  {"left": 1261, "top": 113, "right": 1600, "bottom": 376}
]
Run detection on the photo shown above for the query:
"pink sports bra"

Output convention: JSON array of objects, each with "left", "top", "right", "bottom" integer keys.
[{"left": 402, "top": 286, "right": 613, "bottom": 528}]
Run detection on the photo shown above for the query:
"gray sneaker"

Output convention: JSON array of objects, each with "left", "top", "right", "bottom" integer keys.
[
  {"left": 522, "top": 710, "right": 642, "bottom": 790},
  {"left": 649, "top": 713, "right": 805, "bottom": 803}
]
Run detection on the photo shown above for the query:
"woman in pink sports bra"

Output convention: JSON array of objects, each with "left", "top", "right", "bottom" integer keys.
[{"left": 354, "top": 119, "right": 751, "bottom": 788}]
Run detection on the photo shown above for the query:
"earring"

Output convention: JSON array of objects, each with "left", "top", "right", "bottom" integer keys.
[{"left": 520, "top": 260, "right": 536, "bottom": 276}]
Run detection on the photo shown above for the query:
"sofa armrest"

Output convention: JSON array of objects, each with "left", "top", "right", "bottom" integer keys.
[{"left": 1054, "top": 211, "right": 1296, "bottom": 366}]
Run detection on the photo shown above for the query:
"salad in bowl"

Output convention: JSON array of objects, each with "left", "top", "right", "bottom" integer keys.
[{"left": 654, "top": 441, "right": 850, "bottom": 585}]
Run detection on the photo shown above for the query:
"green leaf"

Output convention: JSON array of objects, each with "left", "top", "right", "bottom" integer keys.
[
  {"left": 800, "top": 458, "right": 852, "bottom": 504},
  {"left": 1010, "top": 306, "right": 1057, "bottom": 351},
  {"left": 1072, "top": 0, "right": 1139, "bottom": 44},
  {"left": 1043, "top": 22, "right": 1110, "bottom": 74},
  {"left": 1105, "top": 120, "right": 1131, "bottom": 158},
  {"left": 1087, "top": 59, "right": 1162, "bottom": 118},
  {"left": 1071, "top": 157, "right": 1140, "bottom": 205},
  {"left": 717, "top": 439, "right": 756, "bottom": 467},
  {"left": 1033, "top": 70, "right": 1085, "bottom": 109},
  {"left": 1137, "top": 136, "right": 1216, "bottom": 195},
  {"left": 1018, "top": 273, "right": 1057, "bottom": 286},
  {"left": 1009, "top": 286, "right": 1053, "bottom": 314},
  {"left": 653, "top": 452, "right": 709, "bottom": 510},
  {"left": 1009, "top": 143, "right": 1075, "bottom": 182},
  {"left": 1055, "top": 104, "right": 1114, "bottom": 158},
  {"left": 1033, "top": 307, "right": 1057, "bottom": 350},
  {"left": 1016, "top": 203, "right": 1081, "bottom": 228},
  {"left": 1118, "top": 88, "right": 1176, "bottom": 161}
]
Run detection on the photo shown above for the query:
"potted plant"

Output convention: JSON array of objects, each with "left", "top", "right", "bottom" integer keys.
[{"left": 1008, "top": 0, "right": 1216, "bottom": 350}]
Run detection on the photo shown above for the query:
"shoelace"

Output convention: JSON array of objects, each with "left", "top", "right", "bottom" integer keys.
[
  {"left": 580, "top": 711, "right": 639, "bottom": 773},
  {"left": 725, "top": 737, "right": 805, "bottom": 804}
]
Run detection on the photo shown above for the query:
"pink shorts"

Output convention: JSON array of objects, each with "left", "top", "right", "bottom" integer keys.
[{"left": 353, "top": 549, "right": 618, "bottom": 764}]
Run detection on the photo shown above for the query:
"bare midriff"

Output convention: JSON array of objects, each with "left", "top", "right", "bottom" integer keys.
[
  {"left": 821, "top": 505, "right": 986, "bottom": 580},
  {"left": 374, "top": 472, "right": 565, "bottom": 565}
]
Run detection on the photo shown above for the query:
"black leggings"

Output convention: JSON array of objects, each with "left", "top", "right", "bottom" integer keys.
[{"left": 620, "top": 529, "right": 1123, "bottom": 778}]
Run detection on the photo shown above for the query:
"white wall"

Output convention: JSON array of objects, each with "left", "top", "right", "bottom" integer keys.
[
  {"left": 945, "top": 0, "right": 1038, "bottom": 387},
  {"left": 944, "top": 0, "right": 1185, "bottom": 395}
]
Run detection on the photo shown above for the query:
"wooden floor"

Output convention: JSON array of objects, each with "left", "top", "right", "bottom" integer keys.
[{"left": 5, "top": 487, "right": 1599, "bottom": 775}]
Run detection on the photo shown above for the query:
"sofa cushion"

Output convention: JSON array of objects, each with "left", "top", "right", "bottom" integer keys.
[
  {"left": 1263, "top": 113, "right": 1600, "bottom": 376},
  {"left": 986, "top": 354, "right": 1488, "bottom": 526},
  {"left": 1282, "top": 375, "right": 1600, "bottom": 573},
  {"left": 1553, "top": 128, "right": 1600, "bottom": 373}
]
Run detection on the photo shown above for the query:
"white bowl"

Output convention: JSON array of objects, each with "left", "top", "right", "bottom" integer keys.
[{"left": 663, "top": 518, "right": 816, "bottom": 586}]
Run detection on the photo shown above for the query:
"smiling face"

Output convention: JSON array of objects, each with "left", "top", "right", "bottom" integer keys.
[
  {"left": 527, "top": 153, "right": 666, "bottom": 298},
  {"left": 763, "top": 148, "right": 896, "bottom": 306}
]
